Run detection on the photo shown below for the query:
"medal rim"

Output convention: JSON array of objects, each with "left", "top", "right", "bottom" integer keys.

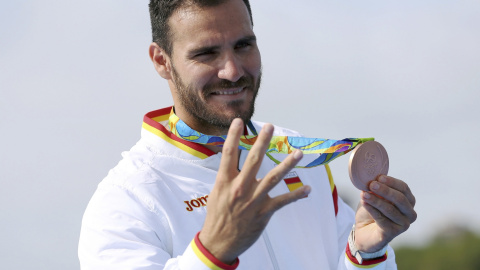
[{"left": 348, "top": 141, "right": 389, "bottom": 191}]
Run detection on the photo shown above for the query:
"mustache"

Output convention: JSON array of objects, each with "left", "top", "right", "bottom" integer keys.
[{"left": 203, "top": 76, "right": 254, "bottom": 94}]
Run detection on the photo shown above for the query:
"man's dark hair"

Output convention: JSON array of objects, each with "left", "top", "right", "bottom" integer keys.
[{"left": 149, "top": 0, "right": 253, "bottom": 56}]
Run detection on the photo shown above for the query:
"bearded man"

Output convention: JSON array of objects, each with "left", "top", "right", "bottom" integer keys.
[{"left": 79, "top": 0, "right": 417, "bottom": 269}]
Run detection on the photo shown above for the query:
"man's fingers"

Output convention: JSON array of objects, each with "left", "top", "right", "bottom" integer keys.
[
  {"left": 240, "top": 124, "right": 275, "bottom": 181},
  {"left": 255, "top": 150, "right": 303, "bottom": 198},
  {"left": 217, "top": 118, "right": 244, "bottom": 179},
  {"left": 268, "top": 184, "right": 311, "bottom": 213},
  {"left": 362, "top": 191, "right": 416, "bottom": 226},
  {"left": 376, "top": 175, "right": 416, "bottom": 206},
  {"left": 360, "top": 199, "right": 409, "bottom": 236},
  {"left": 368, "top": 178, "right": 417, "bottom": 223}
]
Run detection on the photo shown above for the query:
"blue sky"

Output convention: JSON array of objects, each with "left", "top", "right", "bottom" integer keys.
[{"left": 1, "top": 1, "right": 479, "bottom": 269}]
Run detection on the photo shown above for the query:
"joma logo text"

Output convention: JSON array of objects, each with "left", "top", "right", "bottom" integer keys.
[{"left": 184, "top": 195, "right": 208, "bottom": 212}]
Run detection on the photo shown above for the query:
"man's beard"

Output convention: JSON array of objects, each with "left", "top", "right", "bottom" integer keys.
[{"left": 171, "top": 65, "right": 261, "bottom": 134}]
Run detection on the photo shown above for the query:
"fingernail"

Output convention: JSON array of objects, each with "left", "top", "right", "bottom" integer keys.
[
  {"left": 371, "top": 182, "right": 380, "bottom": 190},
  {"left": 263, "top": 124, "right": 274, "bottom": 133},
  {"left": 379, "top": 175, "right": 387, "bottom": 183},
  {"left": 363, "top": 192, "right": 371, "bottom": 199},
  {"left": 232, "top": 118, "right": 243, "bottom": 127},
  {"left": 293, "top": 150, "right": 303, "bottom": 160},
  {"left": 303, "top": 185, "right": 311, "bottom": 195}
]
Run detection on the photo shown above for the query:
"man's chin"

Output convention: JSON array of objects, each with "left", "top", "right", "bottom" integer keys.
[{"left": 204, "top": 107, "right": 253, "bottom": 129}]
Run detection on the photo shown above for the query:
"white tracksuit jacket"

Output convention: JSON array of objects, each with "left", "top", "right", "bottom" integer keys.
[{"left": 79, "top": 107, "right": 396, "bottom": 270}]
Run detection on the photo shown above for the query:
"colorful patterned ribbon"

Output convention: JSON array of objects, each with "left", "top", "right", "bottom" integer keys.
[{"left": 168, "top": 109, "right": 373, "bottom": 168}]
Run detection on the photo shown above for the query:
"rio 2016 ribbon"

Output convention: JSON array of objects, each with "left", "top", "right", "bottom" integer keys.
[{"left": 168, "top": 110, "right": 374, "bottom": 168}]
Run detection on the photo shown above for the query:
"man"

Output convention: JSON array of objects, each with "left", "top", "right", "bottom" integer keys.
[{"left": 79, "top": 0, "right": 417, "bottom": 269}]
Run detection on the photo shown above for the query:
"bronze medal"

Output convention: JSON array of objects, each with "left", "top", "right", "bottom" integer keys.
[{"left": 348, "top": 141, "right": 389, "bottom": 191}]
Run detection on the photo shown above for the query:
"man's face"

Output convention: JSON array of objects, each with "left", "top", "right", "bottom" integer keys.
[{"left": 166, "top": 0, "right": 262, "bottom": 134}]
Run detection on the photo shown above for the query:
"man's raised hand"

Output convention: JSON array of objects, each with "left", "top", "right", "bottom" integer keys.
[{"left": 199, "top": 118, "right": 311, "bottom": 264}]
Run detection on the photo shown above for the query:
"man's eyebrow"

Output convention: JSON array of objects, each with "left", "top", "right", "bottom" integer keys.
[
  {"left": 188, "top": 35, "right": 257, "bottom": 56},
  {"left": 238, "top": 35, "right": 257, "bottom": 44}
]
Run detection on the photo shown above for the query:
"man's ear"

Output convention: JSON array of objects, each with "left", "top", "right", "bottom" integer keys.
[{"left": 149, "top": 42, "right": 172, "bottom": 80}]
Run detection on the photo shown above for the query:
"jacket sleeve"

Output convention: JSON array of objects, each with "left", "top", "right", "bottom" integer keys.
[{"left": 78, "top": 183, "right": 237, "bottom": 270}]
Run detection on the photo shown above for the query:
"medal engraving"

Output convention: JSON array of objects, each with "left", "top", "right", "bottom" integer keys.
[{"left": 364, "top": 151, "right": 377, "bottom": 176}]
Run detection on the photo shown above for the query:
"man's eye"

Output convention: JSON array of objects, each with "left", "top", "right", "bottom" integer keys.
[
  {"left": 196, "top": 51, "right": 214, "bottom": 57},
  {"left": 236, "top": 42, "right": 251, "bottom": 49}
]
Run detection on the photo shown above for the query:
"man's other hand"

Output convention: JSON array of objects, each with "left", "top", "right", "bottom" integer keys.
[{"left": 354, "top": 175, "right": 417, "bottom": 253}]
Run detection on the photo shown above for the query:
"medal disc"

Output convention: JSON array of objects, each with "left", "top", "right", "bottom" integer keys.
[{"left": 348, "top": 141, "right": 389, "bottom": 191}]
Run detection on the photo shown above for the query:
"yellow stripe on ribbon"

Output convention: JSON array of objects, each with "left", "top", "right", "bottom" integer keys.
[{"left": 142, "top": 122, "right": 210, "bottom": 160}]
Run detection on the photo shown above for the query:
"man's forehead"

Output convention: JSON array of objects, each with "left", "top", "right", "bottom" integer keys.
[
  {"left": 171, "top": 3, "right": 203, "bottom": 24},
  {"left": 168, "top": 1, "right": 249, "bottom": 28},
  {"left": 167, "top": 0, "right": 253, "bottom": 47}
]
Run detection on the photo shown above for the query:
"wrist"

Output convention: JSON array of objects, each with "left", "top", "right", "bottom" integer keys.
[
  {"left": 347, "top": 225, "right": 388, "bottom": 264},
  {"left": 197, "top": 232, "right": 239, "bottom": 267}
]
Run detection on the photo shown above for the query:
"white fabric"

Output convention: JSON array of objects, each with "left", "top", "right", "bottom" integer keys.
[{"left": 79, "top": 117, "right": 397, "bottom": 269}]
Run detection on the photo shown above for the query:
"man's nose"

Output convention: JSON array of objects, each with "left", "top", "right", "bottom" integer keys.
[{"left": 217, "top": 53, "right": 244, "bottom": 82}]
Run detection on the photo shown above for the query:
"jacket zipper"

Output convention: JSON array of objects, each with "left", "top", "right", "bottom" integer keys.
[{"left": 263, "top": 231, "right": 280, "bottom": 270}]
